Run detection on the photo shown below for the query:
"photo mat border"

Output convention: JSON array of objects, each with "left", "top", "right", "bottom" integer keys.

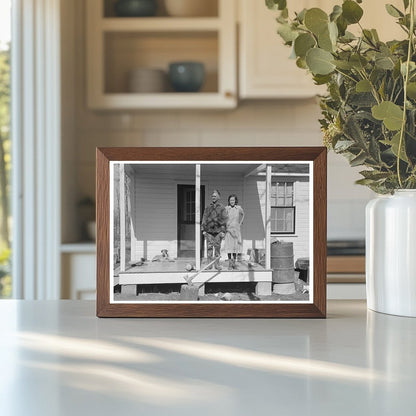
[{"left": 97, "top": 147, "right": 327, "bottom": 318}]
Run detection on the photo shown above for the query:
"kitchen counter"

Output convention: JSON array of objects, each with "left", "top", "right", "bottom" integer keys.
[{"left": 0, "top": 300, "right": 415, "bottom": 415}]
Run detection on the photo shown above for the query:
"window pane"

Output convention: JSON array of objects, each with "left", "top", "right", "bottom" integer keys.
[
  {"left": 271, "top": 207, "right": 295, "bottom": 233},
  {"left": 274, "top": 182, "right": 294, "bottom": 206},
  {"left": 0, "top": 0, "right": 11, "bottom": 298}
]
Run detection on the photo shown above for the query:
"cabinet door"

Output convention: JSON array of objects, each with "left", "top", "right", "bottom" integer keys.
[
  {"left": 239, "top": 0, "right": 404, "bottom": 99},
  {"left": 239, "top": 0, "right": 325, "bottom": 99},
  {"left": 62, "top": 253, "right": 96, "bottom": 300}
]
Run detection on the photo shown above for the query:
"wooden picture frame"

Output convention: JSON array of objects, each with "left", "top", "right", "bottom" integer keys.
[{"left": 96, "top": 147, "right": 327, "bottom": 318}]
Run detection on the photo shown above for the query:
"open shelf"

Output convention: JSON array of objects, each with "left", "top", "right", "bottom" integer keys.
[
  {"left": 86, "top": 0, "right": 236, "bottom": 109},
  {"left": 101, "top": 17, "right": 221, "bottom": 31},
  {"left": 104, "top": 31, "right": 218, "bottom": 94},
  {"left": 103, "top": 0, "right": 219, "bottom": 18}
]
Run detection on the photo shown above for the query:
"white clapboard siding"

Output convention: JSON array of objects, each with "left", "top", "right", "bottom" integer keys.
[
  {"left": 243, "top": 176, "right": 310, "bottom": 262},
  {"left": 128, "top": 169, "right": 310, "bottom": 263}
]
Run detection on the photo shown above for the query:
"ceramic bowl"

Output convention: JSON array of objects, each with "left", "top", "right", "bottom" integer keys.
[
  {"left": 164, "top": 0, "right": 217, "bottom": 17},
  {"left": 114, "top": 0, "right": 158, "bottom": 17},
  {"left": 168, "top": 62, "right": 205, "bottom": 92},
  {"left": 128, "top": 68, "right": 167, "bottom": 93}
]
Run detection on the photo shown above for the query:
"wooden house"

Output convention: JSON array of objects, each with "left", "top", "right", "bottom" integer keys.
[{"left": 113, "top": 162, "right": 310, "bottom": 297}]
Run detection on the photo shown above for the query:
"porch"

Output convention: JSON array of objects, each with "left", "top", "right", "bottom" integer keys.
[
  {"left": 113, "top": 161, "right": 310, "bottom": 299},
  {"left": 117, "top": 258, "right": 273, "bottom": 296}
]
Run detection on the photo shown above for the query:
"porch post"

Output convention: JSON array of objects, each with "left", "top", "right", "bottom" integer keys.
[
  {"left": 195, "top": 164, "right": 201, "bottom": 270},
  {"left": 119, "top": 164, "right": 126, "bottom": 272},
  {"left": 265, "top": 165, "right": 272, "bottom": 269}
]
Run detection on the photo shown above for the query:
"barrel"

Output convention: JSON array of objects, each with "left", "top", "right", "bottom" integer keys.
[{"left": 271, "top": 241, "right": 295, "bottom": 283}]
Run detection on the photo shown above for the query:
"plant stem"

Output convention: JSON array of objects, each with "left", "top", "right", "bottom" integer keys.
[
  {"left": 334, "top": 68, "right": 358, "bottom": 84},
  {"left": 358, "top": 69, "right": 381, "bottom": 104},
  {"left": 397, "top": 0, "right": 415, "bottom": 188}
]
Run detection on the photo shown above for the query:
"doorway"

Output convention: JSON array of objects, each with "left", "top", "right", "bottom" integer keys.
[{"left": 177, "top": 184, "right": 205, "bottom": 258}]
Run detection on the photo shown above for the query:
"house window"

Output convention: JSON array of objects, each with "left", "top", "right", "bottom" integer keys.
[
  {"left": 271, "top": 182, "right": 295, "bottom": 234},
  {"left": 183, "top": 189, "right": 196, "bottom": 223}
]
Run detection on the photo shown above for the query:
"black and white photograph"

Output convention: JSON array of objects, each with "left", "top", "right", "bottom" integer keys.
[{"left": 110, "top": 161, "right": 313, "bottom": 303}]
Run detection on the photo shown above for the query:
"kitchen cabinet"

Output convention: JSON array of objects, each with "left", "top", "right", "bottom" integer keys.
[
  {"left": 61, "top": 244, "right": 96, "bottom": 300},
  {"left": 238, "top": 0, "right": 404, "bottom": 99},
  {"left": 86, "top": 0, "right": 237, "bottom": 109},
  {"left": 239, "top": 0, "right": 325, "bottom": 99}
]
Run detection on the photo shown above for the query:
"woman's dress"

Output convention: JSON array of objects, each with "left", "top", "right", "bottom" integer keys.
[{"left": 224, "top": 205, "right": 244, "bottom": 253}]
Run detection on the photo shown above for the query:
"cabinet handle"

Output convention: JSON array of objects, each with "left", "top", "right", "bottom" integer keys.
[{"left": 224, "top": 91, "right": 234, "bottom": 99}]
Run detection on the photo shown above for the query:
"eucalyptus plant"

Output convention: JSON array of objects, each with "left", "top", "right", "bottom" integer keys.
[{"left": 267, "top": 0, "right": 416, "bottom": 193}]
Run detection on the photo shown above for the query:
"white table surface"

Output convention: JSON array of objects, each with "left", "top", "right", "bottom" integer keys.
[{"left": 0, "top": 300, "right": 415, "bottom": 416}]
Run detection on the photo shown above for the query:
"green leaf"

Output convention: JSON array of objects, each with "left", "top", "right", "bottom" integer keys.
[
  {"left": 355, "top": 178, "right": 377, "bottom": 186},
  {"left": 369, "top": 136, "right": 382, "bottom": 163},
  {"left": 339, "top": 31, "right": 356, "bottom": 43},
  {"left": 342, "top": 0, "right": 364, "bottom": 24},
  {"left": 356, "top": 79, "right": 372, "bottom": 92},
  {"left": 328, "top": 21, "right": 338, "bottom": 44},
  {"left": 360, "top": 170, "right": 391, "bottom": 180},
  {"left": 371, "top": 29, "right": 380, "bottom": 42},
  {"left": 378, "top": 77, "right": 386, "bottom": 100},
  {"left": 296, "top": 8, "right": 307, "bottom": 23},
  {"left": 348, "top": 92, "right": 377, "bottom": 107},
  {"left": 334, "top": 139, "right": 355, "bottom": 151},
  {"left": 318, "top": 27, "right": 334, "bottom": 52},
  {"left": 336, "top": 15, "right": 348, "bottom": 36},
  {"left": 333, "top": 60, "right": 352, "bottom": 70},
  {"left": 375, "top": 55, "right": 395, "bottom": 70},
  {"left": 296, "top": 57, "right": 308, "bottom": 69},
  {"left": 403, "top": 0, "right": 410, "bottom": 10},
  {"left": 385, "top": 4, "right": 404, "bottom": 18},
  {"left": 304, "top": 8, "right": 329, "bottom": 35},
  {"left": 363, "top": 29, "right": 376, "bottom": 46},
  {"left": 277, "top": 23, "right": 298, "bottom": 43},
  {"left": 330, "top": 5, "right": 342, "bottom": 22},
  {"left": 281, "top": 8, "right": 288, "bottom": 19},
  {"left": 294, "top": 33, "right": 316, "bottom": 58},
  {"left": 370, "top": 67, "right": 386, "bottom": 85},
  {"left": 383, "top": 132, "right": 409, "bottom": 162},
  {"left": 350, "top": 54, "right": 368, "bottom": 70},
  {"left": 313, "top": 74, "right": 332, "bottom": 85},
  {"left": 372, "top": 101, "right": 404, "bottom": 131},
  {"left": 344, "top": 114, "right": 367, "bottom": 147},
  {"left": 350, "top": 152, "right": 368, "bottom": 167},
  {"left": 407, "top": 82, "right": 416, "bottom": 99},
  {"left": 306, "top": 48, "right": 335, "bottom": 75},
  {"left": 276, "top": 14, "right": 287, "bottom": 24},
  {"left": 266, "top": 0, "right": 287, "bottom": 11},
  {"left": 401, "top": 61, "right": 416, "bottom": 76}
]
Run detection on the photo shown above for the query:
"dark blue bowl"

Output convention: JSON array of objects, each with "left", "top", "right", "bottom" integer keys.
[
  {"left": 114, "top": 0, "right": 157, "bottom": 17},
  {"left": 168, "top": 62, "right": 205, "bottom": 92}
]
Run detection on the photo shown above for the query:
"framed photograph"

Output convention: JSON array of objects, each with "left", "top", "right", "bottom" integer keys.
[{"left": 96, "top": 147, "right": 327, "bottom": 318}]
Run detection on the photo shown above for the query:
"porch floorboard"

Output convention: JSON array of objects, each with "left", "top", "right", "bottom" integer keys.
[{"left": 122, "top": 259, "right": 266, "bottom": 274}]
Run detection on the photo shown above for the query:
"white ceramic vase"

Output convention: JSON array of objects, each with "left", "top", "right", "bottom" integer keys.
[{"left": 366, "top": 190, "right": 416, "bottom": 317}]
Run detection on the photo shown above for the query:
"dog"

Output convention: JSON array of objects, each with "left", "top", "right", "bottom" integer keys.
[{"left": 151, "top": 249, "right": 175, "bottom": 262}]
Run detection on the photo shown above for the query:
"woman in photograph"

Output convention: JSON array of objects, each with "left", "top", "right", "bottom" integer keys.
[{"left": 224, "top": 194, "right": 245, "bottom": 270}]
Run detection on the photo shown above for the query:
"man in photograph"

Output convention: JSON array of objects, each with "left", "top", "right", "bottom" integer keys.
[{"left": 201, "top": 189, "right": 228, "bottom": 271}]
